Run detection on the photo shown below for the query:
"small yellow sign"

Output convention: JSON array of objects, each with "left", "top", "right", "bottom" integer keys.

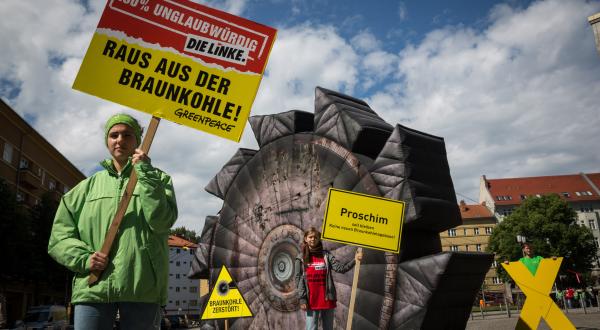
[
  {"left": 502, "top": 258, "right": 575, "bottom": 330},
  {"left": 321, "top": 188, "right": 405, "bottom": 253},
  {"left": 201, "top": 266, "right": 253, "bottom": 320}
]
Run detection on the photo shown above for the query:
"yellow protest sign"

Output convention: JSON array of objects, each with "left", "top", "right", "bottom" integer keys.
[
  {"left": 201, "top": 265, "right": 253, "bottom": 320},
  {"left": 502, "top": 258, "right": 575, "bottom": 330},
  {"left": 73, "top": 0, "right": 276, "bottom": 141},
  {"left": 321, "top": 188, "right": 405, "bottom": 253}
]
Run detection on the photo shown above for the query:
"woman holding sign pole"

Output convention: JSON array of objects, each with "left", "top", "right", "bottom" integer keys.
[
  {"left": 48, "top": 114, "right": 177, "bottom": 330},
  {"left": 294, "top": 227, "right": 362, "bottom": 330}
]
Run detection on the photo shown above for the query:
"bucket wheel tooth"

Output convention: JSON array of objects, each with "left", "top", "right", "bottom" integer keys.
[
  {"left": 313, "top": 87, "right": 393, "bottom": 159},
  {"left": 370, "top": 124, "right": 461, "bottom": 232},
  {"left": 188, "top": 215, "right": 218, "bottom": 279},
  {"left": 249, "top": 110, "right": 314, "bottom": 147},
  {"left": 205, "top": 148, "right": 257, "bottom": 199}
]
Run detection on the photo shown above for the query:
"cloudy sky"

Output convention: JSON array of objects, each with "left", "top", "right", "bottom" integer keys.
[{"left": 1, "top": 0, "right": 599, "bottom": 233}]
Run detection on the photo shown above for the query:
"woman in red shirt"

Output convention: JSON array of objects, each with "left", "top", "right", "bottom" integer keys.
[{"left": 294, "top": 227, "right": 362, "bottom": 330}]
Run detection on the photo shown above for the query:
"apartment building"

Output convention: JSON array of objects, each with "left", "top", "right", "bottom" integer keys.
[
  {"left": 166, "top": 235, "right": 203, "bottom": 319},
  {"left": 0, "top": 99, "right": 85, "bottom": 207},
  {"left": 1, "top": 99, "right": 86, "bottom": 325},
  {"left": 440, "top": 201, "right": 502, "bottom": 291}
]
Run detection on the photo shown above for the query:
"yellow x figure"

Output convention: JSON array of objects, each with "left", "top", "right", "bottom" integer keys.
[{"left": 502, "top": 257, "right": 574, "bottom": 330}]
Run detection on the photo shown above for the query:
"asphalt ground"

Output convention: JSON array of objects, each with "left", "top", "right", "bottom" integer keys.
[{"left": 466, "top": 308, "right": 600, "bottom": 330}]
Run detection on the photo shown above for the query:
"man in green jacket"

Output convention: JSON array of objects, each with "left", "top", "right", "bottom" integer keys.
[{"left": 48, "top": 114, "right": 177, "bottom": 330}]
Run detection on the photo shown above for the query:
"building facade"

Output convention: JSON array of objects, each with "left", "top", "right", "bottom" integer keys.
[
  {"left": 166, "top": 235, "right": 203, "bottom": 319},
  {"left": 440, "top": 201, "right": 503, "bottom": 291},
  {"left": 0, "top": 99, "right": 85, "bottom": 208},
  {"left": 479, "top": 173, "right": 600, "bottom": 268},
  {"left": 0, "top": 99, "right": 86, "bottom": 326}
]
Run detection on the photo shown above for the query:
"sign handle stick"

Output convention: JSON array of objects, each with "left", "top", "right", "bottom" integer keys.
[
  {"left": 225, "top": 319, "right": 228, "bottom": 330},
  {"left": 345, "top": 247, "right": 362, "bottom": 330},
  {"left": 88, "top": 116, "right": 161, "bottom": 285}
]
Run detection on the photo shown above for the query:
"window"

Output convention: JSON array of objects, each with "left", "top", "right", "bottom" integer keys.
[
  {"left": 576, "top": 192, "right": 581, "bottom": 196},
  {"left": 492, "top": 277, "right": 502, "bottom": 284},
  {"left": 465, "top": 245, "right": 469, "bottom": 251},
  {"left": 190, "top": 249, "right": 194, "bottom": 255},
  {"left": 2, "top": 143, "right": 13, "bottom": 163},
  {"left": 463, "top": 228, "right": 468, "bottom": 236},
  {"left": 580, "top": 207, "right": 593, "bottom": 213},
  {"left": 595, "top": 238, "right": 599, "bottom": 248},
  {"left": 19, "top": 158, "right": 29, "bottom": 169},
  {"left": 476, "top": 244, "right": 482, "bottom": 252},
  {"left": 49, "top": 179, "right": 56, "bottom": 191},
  {"left": 16, "top": 191, "right": 24, "bottom": 202},
  {"left": 561, "top": 192, "right": 570, "bottom": 198},
  {"left": 474, "top": 228, "right": 480, "bottom": 235},
  {"left": 189, "top": 300, "right": 198, "bottom": 306},
  {"left": 535, "top": 194, "right": 541, "bottom": 198},
  {"left": 190, "top": 286, "right": 198, "bottom": 293},
  {"left": 448, "top": 229, "right": 457, "bottom": 237},
  {"left": 63, "top": 185, "right": 70, "bottom": 193},
  {"left": 485, "top": 227, "right": 493, "bottom": 235},
  {"left": 176, "top": 248, "right": 181, "bottom": 254},
  {"left": 492, "top": 260, "right": 498, "bottom": 267},
  {"left": 176, "top": 274, "right": 180, "bottom": 279},
  {"left": 176, "top": 261, "right": 180, "bottom": 266},
  {"left": 589, "top": 220, "right": 597, "bottom": 230},
  {"left": 520, "top": 194, "right": 527, "bottom": 200},
  {"left": 175, "top": 301, "right": 180, "bottom": 306},
  {"left": 450, "top": 245, "right": 459, "bottom": 252},
  {"left": 175, "top": 287, "right": 180, "bottom": 292}
]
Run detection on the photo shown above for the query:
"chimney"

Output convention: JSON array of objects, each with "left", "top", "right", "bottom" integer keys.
[{"left": 459, "top": 200, "right": 468, "bottom": 212}]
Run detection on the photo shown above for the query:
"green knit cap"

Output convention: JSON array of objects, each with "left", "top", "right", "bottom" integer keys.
[{"left": 104, "top": 113, "right": 142, "bottom": 146}]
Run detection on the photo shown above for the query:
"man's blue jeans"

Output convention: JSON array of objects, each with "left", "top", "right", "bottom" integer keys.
[
  {"left": 74, "top": 302, "right": 160, "bottom": 330},
  {"left": 305, "top": 308, "right": 334, "bottom": 330}
]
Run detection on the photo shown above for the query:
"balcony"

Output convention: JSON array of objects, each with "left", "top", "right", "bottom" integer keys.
[{"left": 17, "top": 169, "right": 40, "bottom": 190}]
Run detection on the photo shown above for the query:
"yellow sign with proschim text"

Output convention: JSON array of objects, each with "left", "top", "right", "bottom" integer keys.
[
  {"left": 321, "top": 188, "right": 405, "bottom": 253},
  {"left": 201, "top": 266, "right": 253, "bottom": 320}
]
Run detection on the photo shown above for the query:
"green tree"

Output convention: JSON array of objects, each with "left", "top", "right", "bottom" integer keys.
[
  {"left": 488, "top": 194, "right": 597, "bottom": 283},
  {"left": 170, "top": 226, "right": 201, "bottom": 243}
]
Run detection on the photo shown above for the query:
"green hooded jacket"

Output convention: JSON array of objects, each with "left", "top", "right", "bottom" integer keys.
[{"left": 48, "top": 159, "right": 177, "bottom": 305}]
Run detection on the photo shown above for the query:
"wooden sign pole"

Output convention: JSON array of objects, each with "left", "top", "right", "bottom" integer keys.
[
  {"left": 88, "top": 116, "right": 161, "bottom": 285},
  {"left": 345, "top": 247, "right": 362, "bottom": 330}
]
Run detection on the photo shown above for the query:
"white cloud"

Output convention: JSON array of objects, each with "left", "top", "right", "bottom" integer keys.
[
  {"left": 398, "top": 1, "right": 407, "bottom": 21},
  {"left": 371, "top": 0, "right": 600, "bottom": 202},
  {"left": 351, "top": 30, "right": 380, "bottom": 52}
]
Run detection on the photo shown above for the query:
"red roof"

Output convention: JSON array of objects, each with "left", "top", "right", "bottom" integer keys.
[
  {"left": 459, "top": 201, "right": 493, "bottom": 219},
  {"left": 483, "top": 173, "right": 600, "bottom": 205},
  {"left": 168, "top": 235, "right": 198, "bottom": 248}
]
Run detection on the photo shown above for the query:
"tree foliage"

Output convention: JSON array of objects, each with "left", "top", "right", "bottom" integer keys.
[
  {"left": 488, "top": 194, "right": 598, "bottom": 284},
  {"left": 170, "top": 226, "right": 201, "bottom": 243},
  {"left": 0, "top": 179, "right": 70, "bottom": 288}
]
